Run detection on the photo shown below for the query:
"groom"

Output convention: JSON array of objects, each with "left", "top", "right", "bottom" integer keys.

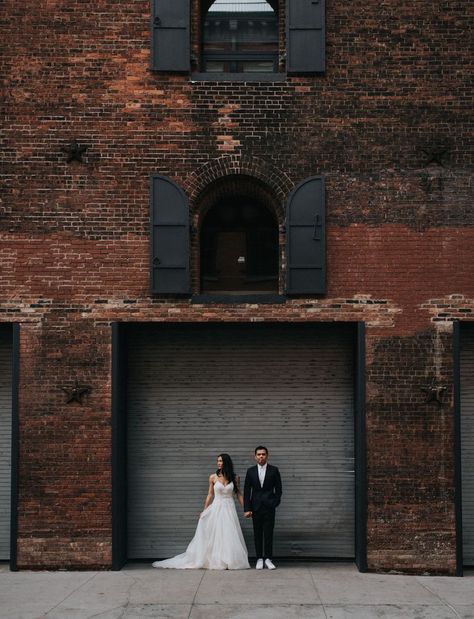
[{"left": 244, "top": 446, "right": 282, "bottom": 570}]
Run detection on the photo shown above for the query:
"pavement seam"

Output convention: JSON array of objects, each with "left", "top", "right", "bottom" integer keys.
[
  {"left": 42, "top": 572, "right": 98, "bottom": 617},
  {"left": 308, "top": 565, "right": 328, "bottom": 619},
  {"left": 85, "top": 603, "right": 129, "bottom": 619},
  {"left": 415, "top": 578, "right": 463, "bottom": 619},
  {"left": 324, "top": 602, "right": 453, "bottom": 607},
  {"left": 188, "top": 569, "right": 206, "bottom": 619}
]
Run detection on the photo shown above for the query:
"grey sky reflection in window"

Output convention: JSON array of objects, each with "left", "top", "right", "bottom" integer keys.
[
  {"left": 209, "top": 0, "right": 274, "bottom": 12},
  {"left": 203, "top": 0, "right": 278, "bottom": 73}
]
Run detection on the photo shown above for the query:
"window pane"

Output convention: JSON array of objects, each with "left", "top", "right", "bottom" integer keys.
[
  {"left": 208, "top": 1, "right": 274, "bottom": 13},
  {"left": 205, "top": 61, "right": 226, "bottom": 72},
  {"left": 239, "top": 60, "right": 274, "bottom": 72},
  {"left": 200, "top": 195, "right": 279, "bottom": 293},
  {"left": 203, "top": 0, "right": 278, "bottom": 73},
  {"left": 204, "top": 16, "right": 278, "bottom": 54}
]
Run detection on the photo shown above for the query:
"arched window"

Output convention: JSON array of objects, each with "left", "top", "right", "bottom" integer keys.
[
  {"left": 200, "top": 194, "right": 279, "bottom": 293},
  {"left": 150, "top": 173, "right": 326, "bottom": 296},
  {"left": 202, "top": 0, "right": 279, "bottom": 73}
]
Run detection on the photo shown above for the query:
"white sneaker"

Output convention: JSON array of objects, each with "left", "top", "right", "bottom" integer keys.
[
  {"left": 256, "top": 558, "right": 264, "bottom": 569},
  {"left": 265, "top": 559, "right": 276, "bottom": 570}
]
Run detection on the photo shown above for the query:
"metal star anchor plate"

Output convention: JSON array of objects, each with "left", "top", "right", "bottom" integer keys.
[
  {"left": 61, "top": 380, "right": 92, "bottom": 405},
  {"left": 421, "top": 380, "right": 447, "bottom": 406},
  {"left": 61, "top": 140, "right": 88, "bottom": 163},
  {"left": 422, "top": 147, "right": 448, "bottom": 167}
]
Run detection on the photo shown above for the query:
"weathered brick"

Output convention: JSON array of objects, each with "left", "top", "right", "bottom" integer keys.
[{"left": 0, "top": 0, "right": 472, "bottom": 573}]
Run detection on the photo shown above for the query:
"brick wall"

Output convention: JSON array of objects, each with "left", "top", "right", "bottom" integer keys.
[
  {"left": 1, "top": 0, "right": 473, "bottom": 572},
  {"left": 366, "top": 328, "right": 457, "bottom": 574}
]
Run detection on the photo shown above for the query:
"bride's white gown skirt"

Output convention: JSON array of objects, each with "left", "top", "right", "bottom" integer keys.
[{"left": 152, "top": 481, "right": 250, "bottom": 570}]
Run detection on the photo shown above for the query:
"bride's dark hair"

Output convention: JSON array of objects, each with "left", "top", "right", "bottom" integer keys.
[{"left": 217, "top": 453, "right": 238, "bottom": 494}]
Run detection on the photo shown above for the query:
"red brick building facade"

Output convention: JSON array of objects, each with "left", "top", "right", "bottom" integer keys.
[{"left": 1, "top": 0, "right": 473, "bottom": 574}]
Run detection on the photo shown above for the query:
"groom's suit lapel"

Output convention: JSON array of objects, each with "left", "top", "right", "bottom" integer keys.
[
  {"left": 252, "top": 465, "right": 259, "bottom": 486},
  {"left": 262, "top": 464, "right": 273, "bottom": 489}
]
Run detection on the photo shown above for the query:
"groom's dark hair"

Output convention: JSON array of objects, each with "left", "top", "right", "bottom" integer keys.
[{"left": 255, "top": 445, "right": 268, "bottom": 454}]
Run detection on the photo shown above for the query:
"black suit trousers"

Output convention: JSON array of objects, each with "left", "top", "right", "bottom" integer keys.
[{"left": 252, "top": 508, "right": 275, "bottom": 560}]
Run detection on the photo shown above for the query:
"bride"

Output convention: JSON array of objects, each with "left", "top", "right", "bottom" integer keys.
[{"left": 152, "top": 453, "right": 250, "bottom": 570}]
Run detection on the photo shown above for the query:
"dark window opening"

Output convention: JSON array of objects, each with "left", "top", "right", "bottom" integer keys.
[
  {"left": 202, "top": 0, "right": 278, "bottom": 73},
  {"left": 200, "top": 196, "right": 279, "bottom": 293}
]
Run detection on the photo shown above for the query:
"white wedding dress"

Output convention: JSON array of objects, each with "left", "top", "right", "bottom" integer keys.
[{"left": 152, "top": 480, "right": 250, "bottom": 570}]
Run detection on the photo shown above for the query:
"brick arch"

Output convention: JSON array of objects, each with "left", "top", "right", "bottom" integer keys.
[
  {"left": 192, "top": 174, "right": 285, "bottom": 230},
  {"left": 183, "top": 155, "right": 293, "bottom": 220},
  {"left": 185, "top": 158, "right": 290, "bottom": 294}
]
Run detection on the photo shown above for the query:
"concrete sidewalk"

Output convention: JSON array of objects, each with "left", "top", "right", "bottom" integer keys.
[{"left": 0, "top": 562, "right": 473, "bottom": 619}]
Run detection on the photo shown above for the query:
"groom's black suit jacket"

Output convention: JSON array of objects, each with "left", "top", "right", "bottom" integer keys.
[{"left": 244, "top": 464, "right": 282, "bottom": 513}]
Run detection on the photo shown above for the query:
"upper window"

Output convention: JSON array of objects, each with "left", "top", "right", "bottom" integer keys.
[
  {"left": 202, "top": 0, "right": 278, "bottom": 73},
  {"left": 152, "top": 1, "right": 325, "bottom": 76}
]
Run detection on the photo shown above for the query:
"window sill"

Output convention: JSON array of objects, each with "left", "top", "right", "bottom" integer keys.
[
  {"left": 191, "top": 294, "right": 286, "bottom": 305},
  {"left": 190, "top": 73, "right": 287, "bottom": 83}
]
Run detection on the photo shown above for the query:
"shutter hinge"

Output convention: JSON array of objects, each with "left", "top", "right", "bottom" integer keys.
[{"left": 313, "top": 214, "right": 322, "bottom": 240}]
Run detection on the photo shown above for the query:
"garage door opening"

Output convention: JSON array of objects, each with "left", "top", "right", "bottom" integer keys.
[
  {"left": 112, "top": 322, "right": 366, "bottom": 568},
  {"left": 459, "top": 323, "right": 474, "bottom": 568},
  {"left": 0, "top": 324, "right": 16, "bottom": 568}
]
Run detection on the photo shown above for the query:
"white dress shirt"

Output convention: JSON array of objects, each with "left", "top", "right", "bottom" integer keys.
[{"left": 258, "top": 463, "right": 267, "bottom": 487}]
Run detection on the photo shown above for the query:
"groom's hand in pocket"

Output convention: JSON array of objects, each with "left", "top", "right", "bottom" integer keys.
[{"left": 244, "top": 511, "right": 252, "bottom": 518}]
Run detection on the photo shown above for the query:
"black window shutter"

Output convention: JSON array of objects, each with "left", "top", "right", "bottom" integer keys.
[
  {"left": 151, "top": 0, "right": 190, "bottom": 72},
  {"left": 151, "top": 175, "right": 190, "bottom": 294},
  {"left": 286, "top": 0, "right": 325, "bottom": 74},
  {"left": 286, "top": 176, "right": 326, "bottom": 295}
]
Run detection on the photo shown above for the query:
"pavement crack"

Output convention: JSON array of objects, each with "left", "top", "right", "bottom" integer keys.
[
  {"left": 188, "top": 570, "right": 206, "bottom": 619},
  {"left": 415, "top": 578, "right": 462, "bottom": 618},
  {"left": 308, "top": 565, "right": 328, "bottom": 619},
  {"left": 115, "top": 571, "right": 139, "bottom": 619},
  {"left": 43, "top": 572, "right": 98, "bottom": 617},
  {"left": 86, "top": 604, "right": 128, "bottom": 619}
]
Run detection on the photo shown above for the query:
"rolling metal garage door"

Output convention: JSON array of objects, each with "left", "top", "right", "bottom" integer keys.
[
  {"left": 127, "top": 323, "right": 355, "bottom": 559},
  {"left": 0, "top": 329, "right": 12, "bottom": 560},
  {"left": 461, "top": 328, "right": 474, "bottom": 565}
]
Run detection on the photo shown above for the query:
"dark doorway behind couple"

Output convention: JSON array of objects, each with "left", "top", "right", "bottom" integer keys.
[{"left": 152, "top": 446, "right": 282, "bottom": 570}]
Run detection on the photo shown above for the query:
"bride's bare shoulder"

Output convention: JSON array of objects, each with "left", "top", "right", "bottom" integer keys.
[{"left": 209, "top": 473, "right": 218, "bottom": 483}]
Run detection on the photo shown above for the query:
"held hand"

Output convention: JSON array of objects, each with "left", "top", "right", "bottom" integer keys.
[{"left": 244, "top": 511, "right": 253, "bottom": 518}]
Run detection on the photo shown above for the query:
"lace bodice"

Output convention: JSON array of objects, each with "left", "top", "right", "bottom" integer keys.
[{"left": 214, "top": 479, "right": 234, "bottom": 500}]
